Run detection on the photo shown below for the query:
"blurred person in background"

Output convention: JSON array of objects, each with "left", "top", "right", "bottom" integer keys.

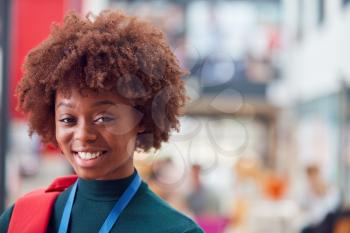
[
  {"left": 300, "top": 164, "right": 339, "bottom": 233},
  {"left": 0, "top": 10, "right": 203, "bottom": 233},
  {"left": 226, "top": 157, "right": 262, "bottom": 232},
  {"left": 186, "top": 164, "right": 220, "bottom": 217},
  {"left": 147, "top": 157, "right": 193, "bottom": 217},
  {"left": 186, "top": 164, "right": 227, "bottom": 233}
]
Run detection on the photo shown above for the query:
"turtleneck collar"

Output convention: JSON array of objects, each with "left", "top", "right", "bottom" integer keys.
[{"left": 76, "top": 170, "right": 137, "bottom": 201}]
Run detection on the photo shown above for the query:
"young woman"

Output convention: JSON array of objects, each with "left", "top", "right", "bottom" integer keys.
[{"left": 0, "top": 10, "right": 203, "bottom": 233}]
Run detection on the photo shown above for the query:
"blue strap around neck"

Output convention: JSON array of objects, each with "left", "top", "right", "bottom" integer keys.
[{"left": 58, "top": 173, "right": 142, "bottom": 233}]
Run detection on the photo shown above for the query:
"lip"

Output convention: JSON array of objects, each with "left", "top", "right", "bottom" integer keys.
[
  {"left": 72, "top": 151, "right": 108, "bottom": 168},
  {"left": 72, "top": 148, "right": 107, "bottom": 153}
]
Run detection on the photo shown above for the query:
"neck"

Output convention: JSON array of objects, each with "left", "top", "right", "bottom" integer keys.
[
  {"left": 96, "top": 166, "right": 134, "bottom": 180},
  {"left": 77, "top": 170, "right": 137, "bottom": 201},
  {"left": 95, "top": 157, "right": 134, "bottom": 180}
]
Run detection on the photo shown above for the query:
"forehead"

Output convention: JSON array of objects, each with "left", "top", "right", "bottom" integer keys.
[{"left": 55, "top": 88, "right": 131, "bottom": 106}]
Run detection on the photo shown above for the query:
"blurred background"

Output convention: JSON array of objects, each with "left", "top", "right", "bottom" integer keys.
[{"left": 1, "top": 0, "right": 350, "bottom": 232}]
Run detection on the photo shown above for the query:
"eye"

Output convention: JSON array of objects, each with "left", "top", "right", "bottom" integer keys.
[
  {"left": 94, "top": 116, "right": 116, "bottom": 124},
  {"left": 58, "top": 117, "right": 76, "bottom": 124}
]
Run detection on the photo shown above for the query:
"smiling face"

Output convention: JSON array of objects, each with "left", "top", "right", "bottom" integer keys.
[{"left": 55, "top": 88, "right": 143, "bottom": 180}]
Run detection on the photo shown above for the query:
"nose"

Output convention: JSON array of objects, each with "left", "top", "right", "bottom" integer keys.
[{"left": 74, "top": 121, "right": 97, "bottom": 143}]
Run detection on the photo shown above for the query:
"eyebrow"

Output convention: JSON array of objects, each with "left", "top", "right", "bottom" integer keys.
[
  {"left": 91, "top": 100, "right": 116, "bottom": 107},
  {"left": 56, "top": 102, "right": 74, "bottom": 109},
  {"left": 56, "top": 100, "right": 117, "bottom": 110}
]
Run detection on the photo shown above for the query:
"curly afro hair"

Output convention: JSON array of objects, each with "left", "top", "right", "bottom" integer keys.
[{"left": 16, "top": 10, "right": 188, "bottom": 152}]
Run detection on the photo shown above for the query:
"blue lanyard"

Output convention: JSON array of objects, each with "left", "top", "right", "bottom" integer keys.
[{"left": 58, "top": 173, "right": 142, "bottom": 233}]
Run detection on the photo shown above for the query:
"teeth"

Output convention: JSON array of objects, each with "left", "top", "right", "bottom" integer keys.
[{"left": 77, "top": 152, "right": 102, "bottom": 160}]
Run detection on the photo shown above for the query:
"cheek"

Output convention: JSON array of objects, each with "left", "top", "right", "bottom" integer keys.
[
  {"left": 126, "top": 136, "right": 137, "bottom": 156},
  {"left": 55, "top": 127, "right": 63, "bottom": 144},
  {"left": 105, "top": 122, "right": 138, "bottom": 136},
  {"left": 55, "top": 127, "right": 71, "bottom": 151},
  {"left": 103, "top": 119, "right": 139, "bottom": 141},
  {"left": 103, "top": 131, "right": 137, "bottom": 153}
]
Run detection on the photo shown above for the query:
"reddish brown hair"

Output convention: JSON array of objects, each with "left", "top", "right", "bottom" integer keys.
[{"left": 16, "top": 10, "right": 187, "bottom": 151}]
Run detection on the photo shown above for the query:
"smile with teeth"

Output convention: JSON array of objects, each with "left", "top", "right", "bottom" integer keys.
[{"left": 75, "top": 151, "right": 104, "bottom": 160}]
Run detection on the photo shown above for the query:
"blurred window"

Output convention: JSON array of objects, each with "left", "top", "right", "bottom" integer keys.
[
  {"left": 317, "top": 0, "right": 325, "bottom": 25},
  {"left": 296, "top": 0, "right": 304, "bottom": 41}
]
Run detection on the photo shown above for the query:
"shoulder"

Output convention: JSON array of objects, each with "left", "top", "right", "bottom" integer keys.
[
  {"left": 0, "top": 187, "right": 58, "bottom": 233},
  {"left": 0, "top": 205, "right": 14, "bottom": 233},
  {"left": 127, "top": 182, "right": 204, "bottom": 233},
  {"left": 0, "top": 176, "right": 76, "bottom": 233}
]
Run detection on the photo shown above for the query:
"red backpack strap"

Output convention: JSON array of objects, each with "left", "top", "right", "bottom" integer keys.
[{"left": 8, "top": 175, "right": 78, "bottom": 233}]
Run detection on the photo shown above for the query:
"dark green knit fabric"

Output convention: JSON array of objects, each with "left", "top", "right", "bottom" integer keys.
[
  {"left": 0, "top": 173, "right": 203, "bottom": 233},
  {"left": 0, "top": 206, "right": 12, "bottom": 233}
]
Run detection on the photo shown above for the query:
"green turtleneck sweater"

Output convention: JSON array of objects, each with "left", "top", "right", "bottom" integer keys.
[{"left": 0, "top": 172, "right": 203, "bottom": 233}]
